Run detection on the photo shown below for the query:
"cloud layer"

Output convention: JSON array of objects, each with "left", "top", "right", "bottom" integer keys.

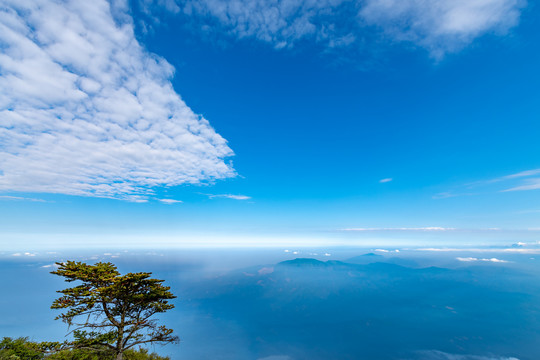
[
  {"left": 0, "top": 0, "right": 235, "bottom": 201},
  {"left": 175, "top": 0, "right": 525, "bottom": 56}
]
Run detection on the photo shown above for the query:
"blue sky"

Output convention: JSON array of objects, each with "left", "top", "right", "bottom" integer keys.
[{"left": 0, "top": 0, "right": 539, "bottom": 249}]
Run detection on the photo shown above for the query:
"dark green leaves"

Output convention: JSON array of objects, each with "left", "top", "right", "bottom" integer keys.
[{"left": 50, "top": 261, "right": 178, "bottom": 358}]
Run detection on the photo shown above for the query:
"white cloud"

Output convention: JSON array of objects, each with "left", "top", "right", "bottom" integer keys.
[
  {"left": 359, "top": 0, "right": 525, "bottom": 58},
  {"left": 157, "top": 198, "right": 183, "bottom": 204},
  {"left": 464, "top": 168, "right": 540, "bottom": 193},
  {"left": 499, "top": 168, "right": 540, "bottom": 180},
  {"left": 491, "top": 168, "right": 540, "bottom": 192},
  {"left": 0, "top": 0, "right": 235, "bottom": 201},
  {"left": 504, "top": 178, "right": 540, "bottom": 192},
  {"left": 0, "top": 195, "right": 46, "bottom": 202},
  {"left": 435, "top": 167, "right": 540, "bottom": 198},
  {"left": 171, "top": 0, "right": 525, "bottom": 57},
  {"left": 379, "top": 178, "right": 392, "bottom": 183},
  {"left": 207, "top": 194, "right": 251, "bottom": 200},
  {"left": 419, "top": 247, "right": 540, "bottom": 254},
  {"left": 181, "top": 0, "right": 349, "bottom": 48},
  {"left": 432, "top": 191, "right": 478, "bottom": 199},
  {"left": 375, "top": 249, "right": 400, "bottom": 253},
  {"left": 341, "top": 227, "right": 455, "bottom": 232},
  {"left": 456, "top": 257, "right": 508, "bottom": 263},
  {"left": 41, "top": 263, "right": 60, "bottom": 268}
]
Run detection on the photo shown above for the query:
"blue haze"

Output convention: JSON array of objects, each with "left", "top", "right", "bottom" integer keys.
[{"left": 2, "top": 248, "right": 540, "bottom": 360}]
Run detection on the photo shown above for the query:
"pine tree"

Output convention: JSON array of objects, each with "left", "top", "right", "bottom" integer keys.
[{"left": 51, "top": 261, "right": 178, "bottom": 360}]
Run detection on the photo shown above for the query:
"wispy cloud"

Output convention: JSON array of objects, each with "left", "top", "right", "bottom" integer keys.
[
  {"left": 160, "top": 0, "right": 525, "bottom": 57},
  {"left": 12, "top": 252, "right": 36, "bottom": 257},
  {"left": 435, "top": 167, "right": 540, "bottom": 199},
  {"left": 503, "top": 179, "right": 540, "bottom": 192},
  {"left": 480, "top": 168, "right": 540, "bottom": 192},
  {"left": 498, "top": 168, "right": 540, "bottom": 180},
  {"left": 359, "top": 0, "right": 525, "bottom": 58},
  {"left": 157, "top": 198, "right": 183, "bottom": 204},
  {"left": 0, "top": 195, "right": 46, "bottom": 202},
  {"left": 432, "top": 191, "right": 477, "bottom": 199},
  {"left": 456, "top": 257, "right": 509, "bottom": 263},
  {"left": 494, "top": 168, "right": 540, "bottom": 192},
  {"left": 0, "top": 0, "right": 235, "bottom": 202},
  {"left": 180, "top": 0, "right": 352, "bottom": 49},
  {"left": 341, "top": 227, "right": 455, "bottom": 232},
  {"left": 379, "top": 178, "right": 392, "bottom": 183},
  {"left": 41, "top": 263, "right": 60, "bottom": 269},
  {"left": 340, "top": 227, "right": 538, "bottom": 234},
  {"left": 207, "top": 194, "right": 251, "bottom": 200},
  {"left": 419, "top": 247, "right": 540, "bottom": 254}
]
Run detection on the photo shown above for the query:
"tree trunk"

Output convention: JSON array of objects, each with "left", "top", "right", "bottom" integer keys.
[{"left": 116, "top": 352, "right": 123, "bottom": 360}]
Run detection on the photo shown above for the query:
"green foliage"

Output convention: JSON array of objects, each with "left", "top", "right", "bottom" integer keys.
[
  {"left": 123, "top": 348, "right": 170, "bottom": 360},
  {"left": 48, "top": 347, "right": 169, "bottom": 360},
  {"left": 47, "top": 348, "right": 105, "bottom": 360},
  {"left": 0, "top": 338, "right": 169, "bottom": 360},
  {"left": 0, "top": 337, "right": 61, "bottom": 360},
  {"left": 0, "top": 337, "right": 47, "bottom": 360},
  {"left": 51, "top": 261, "right": 178, "bottom": 359}
]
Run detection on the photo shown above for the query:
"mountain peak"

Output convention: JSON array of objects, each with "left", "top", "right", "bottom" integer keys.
[{"left": 278, "top": 258, "right": 328, "bottom": 268}]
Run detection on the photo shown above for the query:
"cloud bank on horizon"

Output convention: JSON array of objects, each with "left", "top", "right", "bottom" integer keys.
[
  {"left": 175, "top": 0, "right": 525, "bottom": 57},
  {"left": 0, "top": 0, "right": 235, "bottom": 201}
]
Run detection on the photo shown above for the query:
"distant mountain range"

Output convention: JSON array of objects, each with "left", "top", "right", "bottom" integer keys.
[{"left": 175, "top": 256, "right": 540, "bottom": 360}]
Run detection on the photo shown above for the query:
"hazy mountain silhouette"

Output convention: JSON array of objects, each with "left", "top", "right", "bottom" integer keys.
[{"left": 177, "top": 258, "right": 540, "bottom": 360}]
